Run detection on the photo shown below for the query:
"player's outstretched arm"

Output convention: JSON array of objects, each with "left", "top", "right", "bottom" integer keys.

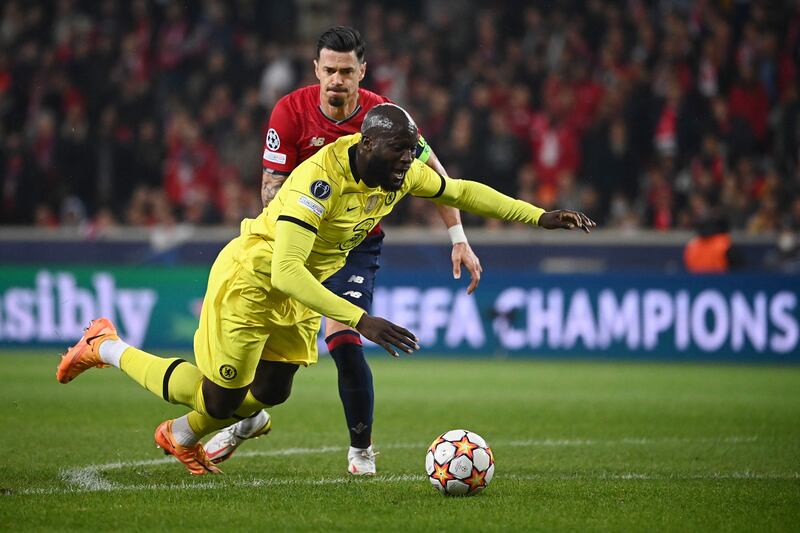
[
  {"left": 414, "top": 174, "right": 596, "bottom": 233},
  {"left": 355, "top": 314, "right": 419, "bottom": 358},
  {"left": 538, "top": 210, "right": 596, "bottom": 233},
  {"left": 425, "top": 149, "right": 483, "bottom": 294}
]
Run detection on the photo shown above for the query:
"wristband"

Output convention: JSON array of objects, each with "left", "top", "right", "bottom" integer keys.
[{"left": 448, "top": 224, "right": 468, "bottom": 245}]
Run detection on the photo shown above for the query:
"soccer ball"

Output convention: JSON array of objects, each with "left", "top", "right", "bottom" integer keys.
[{"left": 425, "top": 429, "right": 494, "bottom": 496}]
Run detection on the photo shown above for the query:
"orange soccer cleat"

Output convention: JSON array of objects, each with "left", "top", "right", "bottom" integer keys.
[
  {"left": 56, "top": 318, "right": 119, "bottom": 384},
  {"left": 155, "top": 419, "right": 223, "bottom": 476}
]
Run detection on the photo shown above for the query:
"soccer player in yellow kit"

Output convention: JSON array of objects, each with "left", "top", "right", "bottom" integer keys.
[{"left": 56, "top": 104, "right": 595, "bottom": 475}]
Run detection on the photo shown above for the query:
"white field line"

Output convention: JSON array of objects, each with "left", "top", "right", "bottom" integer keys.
[
  {"left": 61, "top": 467, "right": 120, "bottom": 491},
  {"left": 17, "top": 471, "right": 800, "bottom": 496},
  {"left": 9, "top": 435, "right": 797, "bottom": 496}
]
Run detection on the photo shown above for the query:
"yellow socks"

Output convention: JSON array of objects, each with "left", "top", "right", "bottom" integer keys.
[
  {"left": 119, "top": 347, "right": 203, "bottom": 408},
  {"left": 119, "top": 347, "right": 270, "bottom": 441},
  {"left": 186, "top": 391, "right": 269, "bottom": 437}
]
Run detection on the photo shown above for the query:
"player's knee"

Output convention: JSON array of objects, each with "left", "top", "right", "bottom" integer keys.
[
  {"left": 325, "top": 319, "right": 352, "bottom": 338},
  {"left": 250, "top": 380, "right": 293, "bottom": 406},
  {"left": 201, "top": 379, "right": 247, "bottom": 419},
  {"left": 250, "top": 360, "right": 299, "bottom": 407},
  {"left": 205, "top": 398, "right": 238, "bottom": 420}
]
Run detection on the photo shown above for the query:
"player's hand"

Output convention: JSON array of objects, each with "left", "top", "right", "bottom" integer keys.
[
  {"left": 452, "top": 242, "right": 482, "bottom": 294},
  {"left": 355, "top": 314, "right": 419, "bottom": 357},
  {"left": 538, "top": 210, "right": 596, "bottom": 233}
]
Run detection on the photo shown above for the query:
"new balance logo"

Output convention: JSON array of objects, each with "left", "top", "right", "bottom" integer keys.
[
  {"left": 347, "top": 275, "right": 365, "bottom": 284},
  {"left": 343, "top": 290, "right": 362, "bottom": 299}
]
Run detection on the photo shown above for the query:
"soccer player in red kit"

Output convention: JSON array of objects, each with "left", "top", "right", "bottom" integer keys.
[{"left": 204, "top": 26, "right": 482, "bottom": 475}]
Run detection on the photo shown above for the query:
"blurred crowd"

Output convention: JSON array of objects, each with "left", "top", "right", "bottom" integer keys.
[{"left": 1, "top": 0, "right": 800, "bottom": 237}]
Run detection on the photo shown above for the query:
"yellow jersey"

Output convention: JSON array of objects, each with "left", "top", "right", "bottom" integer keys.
[{"left": 233, "top": 133, "right": 545, "bottom": 328}]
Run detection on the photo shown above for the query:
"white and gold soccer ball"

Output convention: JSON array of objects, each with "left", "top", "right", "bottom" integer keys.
[{"left": 425, "top": 429, "right": 495, "bottom": 496}]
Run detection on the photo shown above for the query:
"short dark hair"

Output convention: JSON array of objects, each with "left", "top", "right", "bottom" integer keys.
[{"left": 316, "top": 26, "right": 366, "bottom": 63}]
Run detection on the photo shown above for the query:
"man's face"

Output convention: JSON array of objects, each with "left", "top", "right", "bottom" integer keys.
[
  {"left": 363, "top": 128, "right": 417, "bottom": 192},
  {"left": 314, "top": 49, "right": 366, "bottom": 107}
]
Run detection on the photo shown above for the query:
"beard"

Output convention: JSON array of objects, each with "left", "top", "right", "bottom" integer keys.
[
  {"left": 365, "top": 157, "right": 404, "bottom": 191},
  {"left": 380, "top": 175, "right": 404, "bottom": 192},
  {"left": 327, "top": 93, "right": 346, "bottom": 107}
]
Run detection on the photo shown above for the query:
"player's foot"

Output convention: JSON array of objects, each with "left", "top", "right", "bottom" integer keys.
[
  {"left": 56, "top": 318, "right": 118, "bottom": 384},
  {"left": 347, "top": 445, "right": 378, "bottom": 476},
  {"left": 204, "top": 410, "right": 272, "bottom": 465},
  {"left": 155, "top": 419, "right": 222, "bottom": 476}
]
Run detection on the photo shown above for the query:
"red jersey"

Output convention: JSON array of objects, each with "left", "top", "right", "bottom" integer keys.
[{"left": 262, "top": 85, "right": 391, "bottom": 173}]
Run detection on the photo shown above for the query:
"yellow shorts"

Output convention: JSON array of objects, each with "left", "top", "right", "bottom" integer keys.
[{"left": 193, "top": 238, "right": 321, "bottom": 389}]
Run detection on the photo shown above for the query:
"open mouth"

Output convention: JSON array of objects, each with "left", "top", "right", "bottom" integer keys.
[{"left": 391, "top": 168, "right": 409, "bottom": 183}]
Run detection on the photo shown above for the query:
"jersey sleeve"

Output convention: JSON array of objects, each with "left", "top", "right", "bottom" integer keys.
[
  {"left": 274, "top": 161, "right": 337, "bottom": 232},
  {"left": 407, "top": 163, "right": 546, "bottom": 225},
  {"left": 271, "top": 219, "right": 365, "bottom": 327},
  {"left": 263, "top": 96, "right": 300, "bottom": 173}
]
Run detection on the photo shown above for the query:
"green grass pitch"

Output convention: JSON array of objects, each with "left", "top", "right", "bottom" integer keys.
[{"left": 1, "top": 352, "right": 799, "bottom": 532}]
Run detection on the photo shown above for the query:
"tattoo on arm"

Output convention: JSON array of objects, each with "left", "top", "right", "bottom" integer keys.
[{"left": 262, "top": 169, "right": 289, "bottom": 207}]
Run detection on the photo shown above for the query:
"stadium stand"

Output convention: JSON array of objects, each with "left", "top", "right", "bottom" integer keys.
[{"left": 0, "top": 0, "right": 798, "bottom": 238}]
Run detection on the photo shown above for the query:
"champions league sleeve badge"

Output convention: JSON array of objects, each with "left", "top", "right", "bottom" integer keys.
[
  {"left": 266, "top": 128, "right": 281, "bottom": 151},
  {"left": 310, "top": 180, "right": 332, "bottom": 200}
]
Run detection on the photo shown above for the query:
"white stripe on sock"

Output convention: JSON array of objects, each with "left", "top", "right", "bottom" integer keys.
[
  {"left": 171, "top": 415, "right": 198, "bottom": 446},
  {"left": 98, "top": 339, "right": 131, "bottom": 368}
]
